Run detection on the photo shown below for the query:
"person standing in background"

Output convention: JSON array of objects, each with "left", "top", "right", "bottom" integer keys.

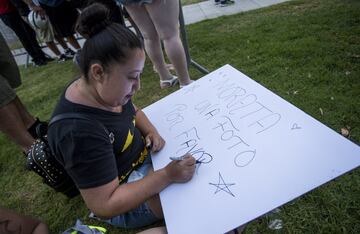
[
  {"left": 0, "top": 0, "right": 51, "bottom": 66},
  {"left": 118, "top": 0, "right": 193, "bottom": 89},
  {"left": 0, "top": 32, "right": 47, "bottom": 152},
  {"left": 30, "top": 0, "right": 81, "bottom": 57},
  {"left": 25, "top": 0, "right": 76, "bottom": 62}
]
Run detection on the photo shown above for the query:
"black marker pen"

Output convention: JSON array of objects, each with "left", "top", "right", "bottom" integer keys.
[{"left": 169, "top": 155, "right": 201, "bottom": 164}]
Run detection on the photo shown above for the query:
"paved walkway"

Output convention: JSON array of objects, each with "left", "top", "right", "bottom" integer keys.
[
  {"left": 183, "top": 0, "right": 289, "bottom": 25},
  {"left": 13, "top": 0, "right": 289, "bottom": 66}
]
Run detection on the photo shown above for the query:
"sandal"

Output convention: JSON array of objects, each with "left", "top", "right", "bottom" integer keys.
[
  {"left": 180, "top": 80, "right": 194, "bottom": 88},
  {"left": 160, "top": 76, "right": 179, "bottom": 89}
]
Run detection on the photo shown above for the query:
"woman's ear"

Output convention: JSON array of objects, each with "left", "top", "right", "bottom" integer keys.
[{"left": 90, "top": 63, "right": 105, "bottom": 83}]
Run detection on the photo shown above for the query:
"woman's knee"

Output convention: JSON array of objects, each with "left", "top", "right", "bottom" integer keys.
[
  {"left": 157, "top": 27, "right": 180, "bottom": 42},
  {"left": 33, "top": 222, "right": 49, "bottom": 234},
  {"left": 142, "top": 31, "right": 160, "bottom": 42}
]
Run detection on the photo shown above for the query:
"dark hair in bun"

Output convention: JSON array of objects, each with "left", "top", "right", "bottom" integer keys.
[
  {"left": 75, "top": 3, "right": 143, "bottom": 80},
  {"left": 76, "top": 3, "right": 111, "bottom": 39}
]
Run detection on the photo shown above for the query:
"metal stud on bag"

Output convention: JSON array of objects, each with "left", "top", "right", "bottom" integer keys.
[
  {"left": 25, "top": 135, "right": 79, "bottom": 197},
  {"left": 25, "top": 113, "right": 112, "bottom": 198}
]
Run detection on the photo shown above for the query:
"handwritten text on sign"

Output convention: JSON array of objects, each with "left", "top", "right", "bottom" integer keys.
[{"left": 143, "top": 65, "right": 360, "bottom": 234}]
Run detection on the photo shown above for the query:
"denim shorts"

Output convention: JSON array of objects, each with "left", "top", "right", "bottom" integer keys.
[
  {"left": 115, "top": 0, "right": 153, "bottom": 6},
  {"left": 90, "top": 156, "right": 160, "bottom": 229}
]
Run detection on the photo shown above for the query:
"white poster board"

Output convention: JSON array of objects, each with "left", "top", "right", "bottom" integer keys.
[{"left": 143, "top": 65, "right": 360, "bottom": 234}]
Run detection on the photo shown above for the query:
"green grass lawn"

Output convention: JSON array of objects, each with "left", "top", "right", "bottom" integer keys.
[{"left": 1, "top": 0, "right": 359, "bottom": 233}]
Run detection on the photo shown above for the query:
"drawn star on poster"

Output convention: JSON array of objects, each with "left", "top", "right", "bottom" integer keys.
[{"left": 209, "top": 172, "right": 236, "bottom": 197}]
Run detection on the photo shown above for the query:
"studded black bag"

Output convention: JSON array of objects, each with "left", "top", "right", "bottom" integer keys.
[{"left": 25, "top": 113, "right": 110, "bottom": 198}]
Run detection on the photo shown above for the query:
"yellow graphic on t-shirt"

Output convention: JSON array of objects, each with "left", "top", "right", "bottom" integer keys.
[
  {"left": 121, "top": 119, "right": 136, "bottom": 152},
  {"left": 119, "top": 147, "right": 148, "bottom": 183},
  {"left": 121, "top": 130, "right": 133, "bottom": 152}
]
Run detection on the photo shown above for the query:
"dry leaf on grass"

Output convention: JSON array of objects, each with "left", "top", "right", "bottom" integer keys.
[
  {"left": 341, "top": 127, "right": 350, "bottom": 137},
  {"left": 350, "top": 54, "right": 360, "bottom": 58}
]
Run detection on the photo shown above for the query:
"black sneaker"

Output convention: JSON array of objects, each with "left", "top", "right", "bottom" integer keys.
[
  {"left": 57, "top": 54, "right": 72, "bottom": 62},
  {"left": 220, "top": 0, "right": 234, "bottom": 6},
  {"left": 64, "top": 48, "right": 76, "bottom": 58},
  {"left": 43, "top": 54, "right": 55, "bottom": 62},
  {"left": 33, "top": 59, "right": 47, "bottom": 66},
  {"left": 35, "top": 120, "right": 48, "bottom": 139},
  {"left": 27, "top": 118, "right": 48, "bottom": 139}
]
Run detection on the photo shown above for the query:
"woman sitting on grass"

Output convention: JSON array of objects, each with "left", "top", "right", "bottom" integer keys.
[{"left": 47, "top": 3, "right": 195, "bottom": 231}]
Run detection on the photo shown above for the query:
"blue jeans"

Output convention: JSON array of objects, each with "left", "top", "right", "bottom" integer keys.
[
  {"left": 91, "top": 156, "right": 160, "bottom": 229},
  {"left": 115, "top": 0, "right": 153, "bottom": 6}
]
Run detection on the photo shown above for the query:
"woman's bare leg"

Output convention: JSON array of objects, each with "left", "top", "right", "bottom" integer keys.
[
  {"left": 147, "top": 194, "right": 163, "bottom": 219},
  {"left": 45, "top": 41, "right": 61, "bottom": 56},
  {"left": 33, "top": 222, "right": 49, "bottom": 234},
  {"left": 66, "top": 35, "right": 81, "bottom": 50},
  {"left": 54, "top": 35, "right": 69, "bottom": 50},
  {"left": 146, "top": 168, "right": 164, "bottom": 218},
  {"left": 145, "top": 0, "right": 191, "bottom": 86},
  {"left": 0, "top": 97, "right": 35, "bottom": 151},
  {"left": 137, "top": 226, "right": 167, "bottom": 234},
  {"left": 125, "top": 5, "right": 174, "bottom": 86}
]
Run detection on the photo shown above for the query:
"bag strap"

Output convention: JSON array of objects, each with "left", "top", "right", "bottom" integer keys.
[{"left": 49, "top": 113, "right": 110, "bottom": 135}]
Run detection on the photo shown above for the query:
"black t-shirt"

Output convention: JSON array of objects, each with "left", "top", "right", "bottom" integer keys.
[{"left": 47, "top": 90, "right": 148, "bottom": 189}]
